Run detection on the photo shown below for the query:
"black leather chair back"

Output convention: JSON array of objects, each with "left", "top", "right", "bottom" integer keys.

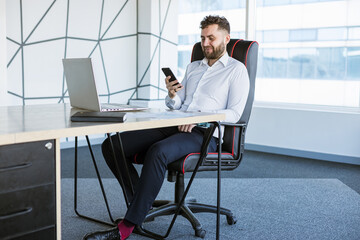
[{"left": 190, "top": 39, "right": 258, "bottom": 158}]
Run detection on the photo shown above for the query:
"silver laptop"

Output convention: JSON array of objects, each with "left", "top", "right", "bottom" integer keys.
[{"left": 62, "top": 58, "right": 146, "bottom": 112}]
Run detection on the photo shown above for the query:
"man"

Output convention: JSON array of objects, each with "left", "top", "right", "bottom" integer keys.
[{"left": 84, "top": 15, "right": 249, "bottom": 240}]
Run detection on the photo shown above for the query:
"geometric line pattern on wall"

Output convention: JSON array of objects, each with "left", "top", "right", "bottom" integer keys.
[
  {"left": 132, "top": 0, "right": 176, "bottom": 101},
  {"left": 7, "top": 0, "right": 133, "bottom": 105},
  {"left": 6, "top": 0, "right": 177, "bottom": 106}
]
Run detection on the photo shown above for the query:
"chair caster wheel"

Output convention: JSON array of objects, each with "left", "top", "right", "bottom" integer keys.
[
  {"left": 144, "top": 217, "right": 155, "bottom": 222},
  {"left": 186, "top": 197, "right": 197, "bottom": 203},
  {"left": 195, "top": 228, "right": 206, "bottom": 238},
  {"left": 226, "top": 215, "right": 237, "bottom": 225}
]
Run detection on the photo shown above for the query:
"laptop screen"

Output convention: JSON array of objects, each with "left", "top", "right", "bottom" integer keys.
[{"left": 62, "top": 58, "right": 102, "bottom": 111}]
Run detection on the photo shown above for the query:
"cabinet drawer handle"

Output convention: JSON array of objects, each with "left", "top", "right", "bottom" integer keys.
[
  {"left": 0, "top": 207, "right": 33, "bottom": 220},
  {"left": 0, "top": 162, "right": 32, "bottom": 173},
  {"left": 45, "top": 142, "right": 53, "bottom": 150}
]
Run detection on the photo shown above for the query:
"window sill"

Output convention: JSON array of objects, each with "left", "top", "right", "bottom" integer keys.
[{"left": 253, "top": 101, "right": 360, "bottom": 114}]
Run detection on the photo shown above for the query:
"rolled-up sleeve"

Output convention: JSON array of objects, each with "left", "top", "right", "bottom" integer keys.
[
  {"left": 165, "top": 94, "right": 182, "bottom": 109},
  {"left": 164, "top": 65, "right": 189, "bottom": 110}
]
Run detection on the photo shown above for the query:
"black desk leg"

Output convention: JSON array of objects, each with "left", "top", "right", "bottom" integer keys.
[
  {"left": 106, "top": 133, "right": 131, "bottom": 208},
  {"left": 215, "top": 122, "right": 222, "bottom": 240},
  {"left": 74, "top": 136, "right": 115, "bottom": 227}
]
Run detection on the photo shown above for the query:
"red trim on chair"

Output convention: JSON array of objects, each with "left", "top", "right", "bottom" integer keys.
[
  {"left": 230, "top": 39, "right": 242, "bottom": 57},
  {"left": 182, "top": 153, "right": 199, "bottom": 174},
  {"left": 134, "top": 153, "right": 138, "bottom": 164},
  {"left": 245, "top": 41, "right": 258, "bottom": 67}
]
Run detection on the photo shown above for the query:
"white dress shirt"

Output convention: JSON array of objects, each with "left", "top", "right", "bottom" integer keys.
[{"left": 165, "top": 52, "right": 249, "bottom": 138}]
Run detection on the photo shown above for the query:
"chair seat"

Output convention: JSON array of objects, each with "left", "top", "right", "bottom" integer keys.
[{"left": 168, "top": 151, "right": 240, "bottom": 174}]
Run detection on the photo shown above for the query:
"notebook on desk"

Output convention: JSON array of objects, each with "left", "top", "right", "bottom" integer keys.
[
  {"left": 70, "top": 111, "right": 127, "bottom": 122},
  {"left": 62, "top": 58, "right": 146, "bottom": 112}
]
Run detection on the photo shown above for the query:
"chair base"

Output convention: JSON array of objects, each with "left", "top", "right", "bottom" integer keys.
[
  {"left": 143, "top": 172, "right": 237, "bottom": 238},
  {"left": 145, "top": 199, "right": 237, "bottom": 238}
]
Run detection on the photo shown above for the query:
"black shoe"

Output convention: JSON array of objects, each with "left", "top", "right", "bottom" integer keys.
[{"left": 83, "top": 227, "right": 121, "bottom": 240}]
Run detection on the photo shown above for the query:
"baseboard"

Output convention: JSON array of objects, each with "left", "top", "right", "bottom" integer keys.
[{"left": 245, "top": 143, "right": 360, "bottom": 166}]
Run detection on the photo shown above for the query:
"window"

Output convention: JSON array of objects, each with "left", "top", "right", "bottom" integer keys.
[
  {"left": 257, "top": 0, "right": 341, "bottom": 7},
  {"left": 256, "top": 0, "right": 360, "bottom": 107},
  {"left": 260, "top": 48, "right": 288, "bottom": 78},
  {"left": 177, "top": 0, "right": 246, "bottom": 78},
  {"left": 316, "top": 47, "right": 346, "bottom": 79},
  {"left": 178, "top": 0, "right": 360, "bottom": 108},
  {"left": 289, "top": 29, "right": 317, "bottom": 41},
  {"left": 178, "top": 34, "right": 198, "bottom": 45},
  {"left": 347, "top": 47, "right": 360, "bottom": 80},
  {"left": 318, "top": 27, "right": 347, "bottom": 41},
  {"left": 348, "top": 27, "right": 360, "bottom": 40},
  {"left": 258, "top": 0, "right": 291, "bottom": 7},
  {"left": 178, "top": 50, "right": 191, "bottom": 77},
  {"left": 288, "top": 48, "right": 317, "bottom": 79},
  {"left": 179, "top": 0, "right": 245, "bottom": 14},
  {"left": 264, "top": 30, "right": 289, "bottom": 42}
]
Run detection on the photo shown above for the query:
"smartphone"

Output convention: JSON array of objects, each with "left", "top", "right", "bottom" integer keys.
[{"left": 161, "top": 67, "right": 177, "bottom": 83}]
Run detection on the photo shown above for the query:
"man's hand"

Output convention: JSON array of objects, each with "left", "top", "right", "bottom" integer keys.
[
  {"left": 178, "top": 124, "right": 196, "bottom": 133},
  {"left": 165, "top": 76, "right": 183, "bottom": 99}
]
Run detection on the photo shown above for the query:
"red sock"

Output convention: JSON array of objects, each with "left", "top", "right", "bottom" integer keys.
[{"left": 117, "top": 219, "right": 135, "bottom": 240}]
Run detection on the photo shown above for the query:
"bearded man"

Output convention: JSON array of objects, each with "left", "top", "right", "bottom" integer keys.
[{"left": 84, "top": 15, "right": 249, "bottom": 240}]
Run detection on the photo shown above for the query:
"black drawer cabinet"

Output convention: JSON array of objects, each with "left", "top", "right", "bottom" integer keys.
[
  {"left": 0, "top": 140, "right": 56, "bottom": 240},
  {"left": 11, "top": 226, "right": 55, "bottom": 240},
  {"left": 0, "top": 140, "right": 55, "bottom": 192}
]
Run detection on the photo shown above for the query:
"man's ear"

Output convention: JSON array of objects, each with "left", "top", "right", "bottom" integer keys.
[{"left": 225, "top": 34, "right": 230, "bottom": 44}]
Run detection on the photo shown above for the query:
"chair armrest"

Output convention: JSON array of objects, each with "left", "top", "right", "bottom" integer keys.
[{"left": 219, "top": 122, "right": 247, "bottom": 128}]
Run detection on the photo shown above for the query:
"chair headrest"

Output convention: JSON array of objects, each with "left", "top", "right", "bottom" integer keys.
[{"left": 191, "top": 39, "right": 257, "bottom": 65}]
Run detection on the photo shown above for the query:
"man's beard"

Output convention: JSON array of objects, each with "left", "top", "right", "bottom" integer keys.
[{"left": 202, "top": 42, "right": 226, "bottom": 60}]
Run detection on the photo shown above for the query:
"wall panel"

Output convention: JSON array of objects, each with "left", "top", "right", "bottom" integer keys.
[{"left": 6, "top": 0, "right": 137, "bottom": 105}]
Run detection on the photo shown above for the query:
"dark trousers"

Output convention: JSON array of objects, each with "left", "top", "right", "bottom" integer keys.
[{"left": 101, "top": 126, "right": 217, "bottom": 225}]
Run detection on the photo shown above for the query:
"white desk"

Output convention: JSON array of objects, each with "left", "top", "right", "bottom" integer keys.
[{"left": 0, "top": 103, "right": 225, "bottom": 239}]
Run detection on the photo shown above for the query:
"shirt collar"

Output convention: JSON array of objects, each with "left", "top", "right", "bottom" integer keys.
[{"left": 201, "top": 52, "right": 229, "bottom": 67}]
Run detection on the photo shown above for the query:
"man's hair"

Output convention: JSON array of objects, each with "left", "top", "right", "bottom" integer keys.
[{"left": 200, "top": 15, "right": 230, "bottom": 34}]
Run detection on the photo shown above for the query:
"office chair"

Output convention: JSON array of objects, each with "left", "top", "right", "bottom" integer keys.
[{"left": 144, "top": 39, "right": 259, "bottom": 238}]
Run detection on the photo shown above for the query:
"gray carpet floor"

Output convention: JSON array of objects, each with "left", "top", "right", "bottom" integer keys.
[
  {"left": 61, "top": 146, "right": 360, "bottom": 194},
  {"left": 61, "top": 178, "right": 360, "bottom": 240},
  {"left": 61, "top": 145, "right": 360, "bottom": 239}
]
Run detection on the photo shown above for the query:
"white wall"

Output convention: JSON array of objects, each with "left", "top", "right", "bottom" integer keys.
[
  {"left": 135, "top": 0, "right": 178, "bottom": 106},
  {"left": 5, "top": 0, "right": 138, "bottom": 106},
  {"left": 5, "top": 0, "right": 177, "bottom": 108},
  {"left": 246, "top": 104, "right": 360, "bottom": 164},
  {"left": 0, "top": 0, "right": 7, "bottom": 106}
]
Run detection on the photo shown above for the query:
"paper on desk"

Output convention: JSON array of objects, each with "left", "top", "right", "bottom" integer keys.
[{"left": 126, "top": 110, "right": 203, "bottom": 120}]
